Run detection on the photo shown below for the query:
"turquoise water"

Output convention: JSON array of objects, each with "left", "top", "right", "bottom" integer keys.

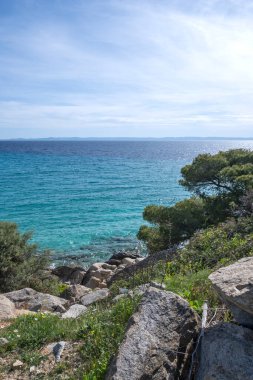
[{"left": 1, "top": 140, "right": 253, "bottom": 264}]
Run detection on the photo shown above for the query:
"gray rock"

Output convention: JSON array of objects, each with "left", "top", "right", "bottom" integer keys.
[
  {"left": 102, "top": 263, "right": 117, "bottom": 271},
  {"left": 209, "top": 257, "right": 253, "bottom": 327},
  {"left": 52, "top": 266, "right": 86, "bottom": 284},
  {"left": 108, "top": 251, "right": 143, "bottom": 261},
  {"left": 121, "top": 257, "right": 135, "bottom": 266},
  {"left": 196, "top": 323, "right": 253, "bottom": 380},
  {"left": 0, "top": 295, "right": 16, "bottom": 319},
  {"left": 105, "top": 287, "right": 200, "bottom": 380},
  {"left": 90, "top": 262, "right": 104, "bottom": 271},
  {"left": 0, "top": 337, "right": 9, "bottom": 346},
  {"left": 13, "top": 360, "right": 24, "bottom": 368},
  {"left": 61, "top": 284, "right": 91, "bottom": 301},
  {"left": 53, "top": 341, "right": 66, "bottom": 362},
  {"left": 4, "top": 288, "right": 68, "bottom": 313},
  {"left": 112, "top": 294, "right": 127, "bottom": 303},
  {"left": 62, "top": 304, "right": 87, "bottom": 319},
  {"left": 80, "top": 288, "right": 110, "bottom": 306},
  {"left": 106, "top": 259, "right": 122, "bottom": 266},
  {"left": 85, "top": 276, "right": 102, "bottom": 289}
]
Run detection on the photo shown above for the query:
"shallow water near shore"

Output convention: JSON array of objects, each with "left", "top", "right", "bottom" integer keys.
[{"left": 1, "top": 140, "right": 253, "bottom": 264}]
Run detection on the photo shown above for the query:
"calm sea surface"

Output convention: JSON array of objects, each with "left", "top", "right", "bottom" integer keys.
[{"left": 1, "top": 140, "right": 253, "bottom": 264}]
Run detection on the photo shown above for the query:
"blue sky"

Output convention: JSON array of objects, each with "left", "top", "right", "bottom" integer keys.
[{"left": 1, "top": 0, "right": 253, "bottom": 138}]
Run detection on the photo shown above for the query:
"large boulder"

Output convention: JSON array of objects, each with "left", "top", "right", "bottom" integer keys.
[
  {"left": 52, "top": 266, "right": 86, "bottom": 284},
  {"left": 62, "top": 304, "right": 87, "bottom": 319},
  {"left": 61, "top": 284, "right": 91, "bottom": 302},
  {"left": 209, "top": 257, "right": 253, "bottom": 327},
  {"left": 0, "top": 295, "right": 16, "bottom": 319},
  {"left": 196, "top": 323, "right": 253, "bottom": 380},
  {"left": 82, "top": 263, "right": 114, "bottom": 289},
  {"left": 105, "top": 287, "right": 200, "bottom": 380},
  {"left": 4, "top": 288, "right": 68, "bottom": 313},
  {"left": 80, "top": 288, "right": 110, "bottom": 306},
  {"left": 81, "top": 263, "right": 103, "bottom": 287}
]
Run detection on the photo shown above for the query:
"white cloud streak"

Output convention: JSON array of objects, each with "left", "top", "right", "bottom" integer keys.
[{"left": 0, "top": 0, "right": 253, "bottom": 137}]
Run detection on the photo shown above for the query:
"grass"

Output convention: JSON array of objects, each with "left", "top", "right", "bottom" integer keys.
[
  {"left": 163, "top": 268, "right": 220, "bottom": 313},
  {"left": 0, "top": 296, "right": 140, "bottom": 379}
]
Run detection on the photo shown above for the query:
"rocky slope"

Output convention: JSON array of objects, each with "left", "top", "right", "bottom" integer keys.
[{"left": 0, "top": 254, "right": 253, "bottom": 379}]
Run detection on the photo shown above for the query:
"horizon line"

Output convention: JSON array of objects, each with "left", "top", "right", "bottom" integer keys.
[{"left": 1, "top": 136, "right": 253, "bottom": 141}]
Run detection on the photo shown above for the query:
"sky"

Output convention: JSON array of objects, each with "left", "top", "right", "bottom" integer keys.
[{"left": 1, "top": 0, "right": 253, "bottom": 138}]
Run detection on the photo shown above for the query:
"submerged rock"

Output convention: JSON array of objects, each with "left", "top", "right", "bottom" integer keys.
[
  {"left": 105, "top": 287, "right": 200, "bottom": 380},
  {"left": 196, "top": 323, "right": 253, "bottom": 380},
  {"left": 209, "top": 257, "right": 253, "bottom": 327}
]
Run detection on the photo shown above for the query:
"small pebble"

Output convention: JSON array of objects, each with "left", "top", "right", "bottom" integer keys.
[
  {"left": 0, "top": 337, "right": 9, "bottom": 346},
  {"left": 119, "top": 288, "right": 129, "bottom": 294},
  {"left": 13, "top": 360, "right": 24, "bottom": 368}
]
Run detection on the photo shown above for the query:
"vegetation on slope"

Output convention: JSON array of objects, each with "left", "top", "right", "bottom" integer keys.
[
  {"left": 1, "top": 149, "right": 253, "bottom": 378},
  {"left": 0, "top": 296, "right": 140, "bottom": 379},
  {"left": 138, "top": 149, "right": 253, "bottom": 253},
  {"left": 0, "top": 222, "right": 63, "bottom": 294}
]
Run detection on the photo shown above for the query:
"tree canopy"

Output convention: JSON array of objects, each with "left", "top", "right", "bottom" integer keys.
[
  {"left": 180, "top": 149, "right": 253, "bottom": 197},
  {"left": 138, "top": 149, "right": 253, "bottom": 253}
]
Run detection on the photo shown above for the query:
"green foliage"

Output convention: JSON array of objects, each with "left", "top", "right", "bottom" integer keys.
[
  {"left": 180, "top": 149, "right": 253, "bottom": 197},
  {"left": 164, "top": 269, "right": 219, "bottom": 313},
  {"left": 137, "top": 196, "right": 231, "bottom": 253},
  {"left": 138, "top": 198, "right": 207, "bottom": 252},
  {"left": 169, "top": 216, "right": 253, "bottom": 275},
  {"left": 0, "top": 296, "right": 140, "bottom": 379},
  {"left": 138, "top": 149, "right": 253, "bottom": 253},
  {"left": 0, "top": 221, "right": 59, "bottom": 293},
  {"left": 110, "top": 261, "right": 167, "bottom": 296},
  {"left": 80, "top": 296, "right": 140, "bottom": 379},
  {"left": 0, "top": 313, "right": 80, "bottom": 351}
]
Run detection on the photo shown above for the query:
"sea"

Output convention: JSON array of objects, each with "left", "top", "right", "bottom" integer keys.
[{"left": 1, "top": 139, "right": 253, "bottom": 265}]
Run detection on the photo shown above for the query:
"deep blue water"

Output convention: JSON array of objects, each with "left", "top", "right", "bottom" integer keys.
[{"left": 1, "top": 140, "right": 253, "bottom": 264}]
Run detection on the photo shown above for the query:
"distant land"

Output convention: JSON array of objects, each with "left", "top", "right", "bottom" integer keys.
[{"left": 2, "top": 137, "right": 253, "bottom": 141}]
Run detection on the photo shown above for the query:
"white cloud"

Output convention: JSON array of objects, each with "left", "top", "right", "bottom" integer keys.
[{"left": 0, "top": 0, "right": 253, "bottom": 137}]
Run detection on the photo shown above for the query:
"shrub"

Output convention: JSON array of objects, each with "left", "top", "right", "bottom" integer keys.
[
  {"left": 137, "top": 196, "right": 231, "bottom": 253},
  {"left": 0, "top": 221, "right": 58, "bottom": 293},
  {"left": 168, "top": 216, "right": 253, "bottom": 276}
]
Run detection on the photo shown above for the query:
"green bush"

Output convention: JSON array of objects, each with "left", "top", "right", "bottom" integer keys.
[
  {"left": 0, "top": 221, "right": 59, "bottom": 293},
  {"left": 137, "top": 196, "right": 231, "bottom": 253},
  {"left": 168, "top": 216, "right": 253, "bottom": 276}
]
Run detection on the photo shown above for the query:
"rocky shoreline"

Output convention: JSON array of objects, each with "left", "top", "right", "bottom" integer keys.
[{"left": 1, "top": 252, "right": 253, "bottom": 379}]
